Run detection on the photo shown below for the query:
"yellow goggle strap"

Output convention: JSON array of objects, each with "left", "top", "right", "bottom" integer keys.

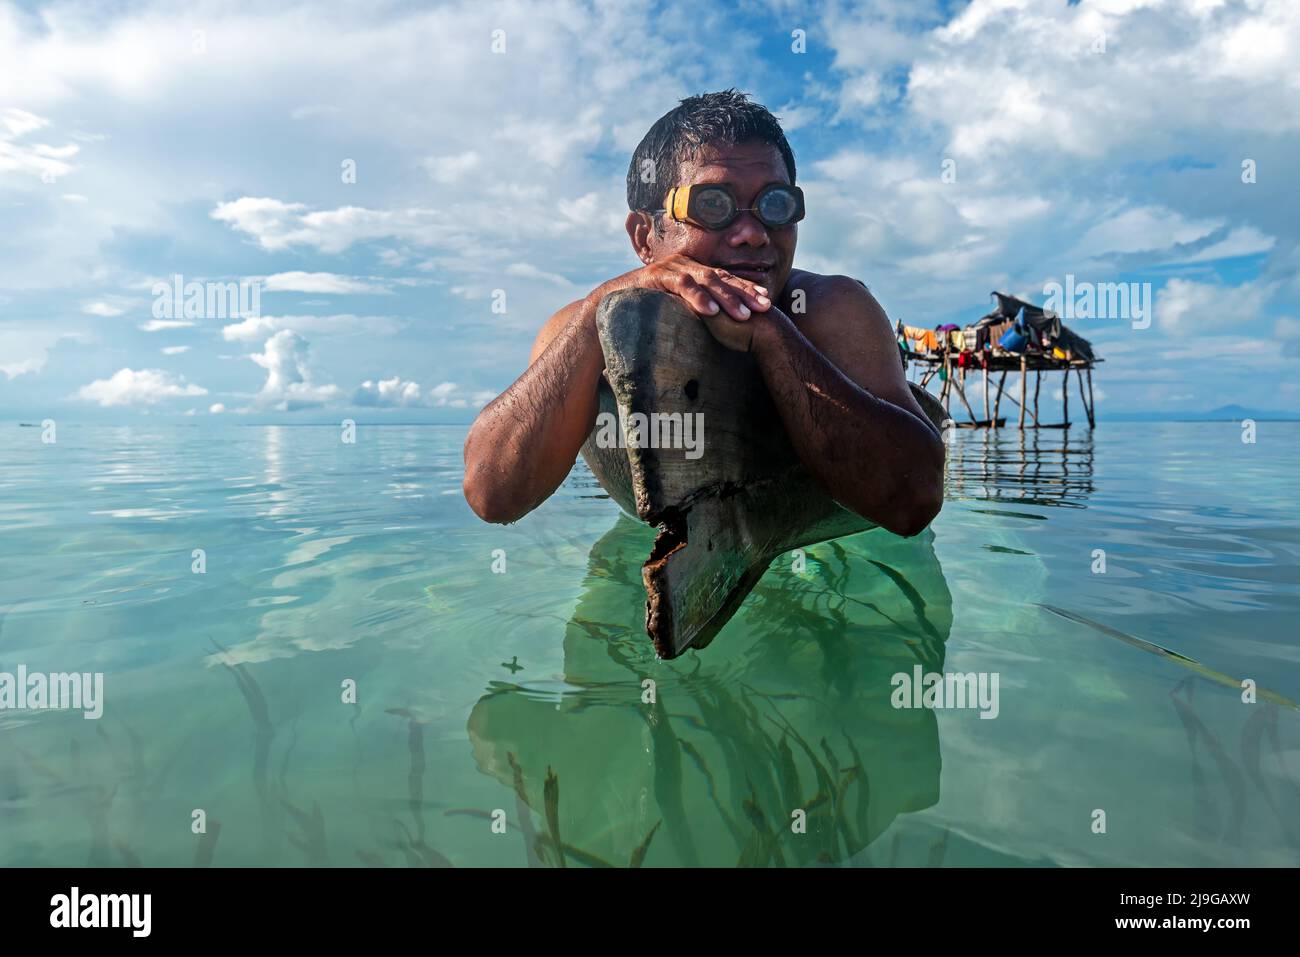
[{"left": 665, "top": 185, "right": 692, "bottom": 224}]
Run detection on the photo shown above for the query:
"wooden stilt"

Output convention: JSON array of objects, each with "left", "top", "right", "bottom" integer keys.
[
  {"left": 951, "top": 376, "right": 980, "bottom": 424},
  {"left": 1077, "top": 366, "right": 1092, "bottom": 428},
  {"left": 943, "top": 353, "right": 952, "bottom": 415},
  {"left": 1018, "top": 354, "right": 1027, "bottom": 429},
  {"left": 1062, "top": 366, "right": 1070, "bottom": 427},
  {"left": 999, "top": 385, "right": 1039, "bottom": 426},
  {"left": 992, "top": 370, "right": 1008, "bottom": 428},
  {"left": 902, "top": 347, "right": 1100, "bottom": 432},
  {"left": 1085, "top": 366, "right": 1096, "bottom": 428}
]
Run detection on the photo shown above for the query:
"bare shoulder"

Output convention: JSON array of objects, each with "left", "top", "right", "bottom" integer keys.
[
  {"left": 528, "top": 295, "right": 587, "bottom": 364},
  {"left": 782, "top": 268, "right": 926, "bottom": 420},
  {"left": 783, "top": 269, "right": 892, "bottom": 340}
]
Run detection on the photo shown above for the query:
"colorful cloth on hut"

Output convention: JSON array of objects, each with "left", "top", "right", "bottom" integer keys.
[{"left": 900, "top": 324, "right": 939, "bottom": 353}]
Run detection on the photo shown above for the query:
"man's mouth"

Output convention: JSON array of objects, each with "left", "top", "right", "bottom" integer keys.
[{"left": 718, "top": 263, "right": 776, "bottom": 283}]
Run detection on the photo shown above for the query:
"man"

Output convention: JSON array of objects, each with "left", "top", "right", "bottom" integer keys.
[{"left": 463, "top": 90, "right": 944, "bottom": 537}]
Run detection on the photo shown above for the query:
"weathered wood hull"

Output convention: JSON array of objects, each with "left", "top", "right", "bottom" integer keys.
[{"left": 580, "top": 289, "right": 946, "bottom": 659}]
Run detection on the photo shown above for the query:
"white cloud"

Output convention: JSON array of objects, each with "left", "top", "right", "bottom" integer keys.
[
  {"left": 1, "top": 357, "right": 44, "bottom": 378},
  {"left": 505, "top": 262, "right": 575, "bottom": 288},
  {"left": 249, "top": 330, "right": 341, "bottom": 411},
  {"left": 211, "top": 197, "right": 448, "bottom": 254},
  {"left": 4, "top": 0, "right": 1298, "bottom": 418},
  {"left": 1155, "top": 279, "right": 1271, "bottom": 332},
  {"left": 82, "top": 301, "right": 126, "bottom": 317},
  {"left": 1180, "top": 226, "right": 1276, "bottom": 264},
  {"left": 161, "top": 345, "right": 190, "bottom": 355},
  {"left": 220, "top": 316, "right": 274, "bottom": 341},
  {"left": 0, "top": 108, "right": 78, "bottom": 182},
  {"left": 221, "top": 313, "right": 399, "bottom": 342},
  {"left": 352, "top": 376, "right": 424, "bottom": 407},
  {"left": 495, "top": 107, "right": 602, "bottom": 168},
  {"left": 908, "top": 0, "right": 1300, "bottom": 160},
  {"left": 0, "top": 327, "right": 82, "bottom": 379},
  {"left": 1071, "top": 206, "right": 1221, "bottom": 260},
  {"left": 838, "top": 73, "right": 886, "bottom": 114},
  {"left": 75, "top": 368, "right": 207, "bottom": 406},
  {"left": 426, "top": 381, "right": 495, "bottom": 409},
  {"left": 209, "top": 402, "right": 226, "bottom": 413},
  {"left": 428, "top": 382, "right": 459, "bottom": 404},
  {"left": 1276, "top": 317, "right": 1300, "bottom": 339},
  {"left": 812, "top": 151, "right": 922, "bottom": 187},
  {"left": 420, "top": 150, "right": 481, "bottom": 184},
  {"left": 772, "top": 102, "right": 820, "bottom": 133},
  {"left": 139, "top": 319, "right": 194, "bottom": 332},
  {"left": 0, "top": 108, "right": 46, "bottom": 138},
  {"left": 261, "top": 271, "right": 390, "bottom": 294}
]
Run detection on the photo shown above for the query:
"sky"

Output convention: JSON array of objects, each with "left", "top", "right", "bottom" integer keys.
[{"left": 1, "top": 0, "right": 1297, "bottom": 422}]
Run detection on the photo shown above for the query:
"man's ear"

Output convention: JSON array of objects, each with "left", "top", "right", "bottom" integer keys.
[{"left": 625, "top": 211, "right": 655, "bottom": 264}]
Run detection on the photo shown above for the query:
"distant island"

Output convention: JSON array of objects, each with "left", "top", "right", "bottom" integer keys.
[{"left": 1104, "top": 405, "right": 1300, "bottom": 422}]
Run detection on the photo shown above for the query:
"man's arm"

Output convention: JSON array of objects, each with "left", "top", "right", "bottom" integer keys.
[
  {"left": 461, "top": 294, "right": 605, "bottom": 524},
  {"left": 463, "top": 257, "right": 770, "bottom": 524},
  {"left": 750, "top": 277, "right": 945, "bottom": 537}
]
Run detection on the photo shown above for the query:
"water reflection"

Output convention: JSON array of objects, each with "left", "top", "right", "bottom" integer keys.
[
  {"left": 467, "top": 514, "right": 953, "bottom": 867},
  {"left": 945, "top": 428, "right": 1096, "bottom": 507},
  {"left": 261, "top": 425, "right": 293, "bottom": 518}
]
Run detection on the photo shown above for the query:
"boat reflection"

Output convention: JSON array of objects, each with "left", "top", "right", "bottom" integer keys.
[{"left": 467, "top": 513, "right": 953, "bottom": 866}]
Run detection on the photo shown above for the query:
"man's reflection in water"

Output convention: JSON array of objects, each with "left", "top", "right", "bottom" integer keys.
[{"left": 468, "top": 514, "right": 952, "bottom": 867}]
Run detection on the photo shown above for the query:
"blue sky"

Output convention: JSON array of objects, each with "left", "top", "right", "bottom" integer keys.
[{"left": 1, "top": 0, "right": 1297, "bottom": 422}]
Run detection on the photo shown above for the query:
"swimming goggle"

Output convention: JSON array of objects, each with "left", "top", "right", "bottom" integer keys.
[{"left": 658, "top": 183, "right": 805, "bottom": 231}]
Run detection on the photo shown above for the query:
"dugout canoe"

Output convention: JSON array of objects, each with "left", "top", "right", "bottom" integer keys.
[{"left": 579, "top": 288, "right": 947, "bottom": 659}]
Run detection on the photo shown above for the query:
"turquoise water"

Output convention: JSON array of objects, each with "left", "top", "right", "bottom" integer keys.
[{"left": 0, "top": 421, "right": 1297, "bottom": 867}]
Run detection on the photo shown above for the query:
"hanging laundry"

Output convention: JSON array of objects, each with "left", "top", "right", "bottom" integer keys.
[{"left": 902, "top": 325, "right": 940, "bottom": 352}]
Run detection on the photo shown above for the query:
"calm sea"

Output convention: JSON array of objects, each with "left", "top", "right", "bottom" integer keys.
[{"left": 0, "top": 421, "right": 1296, "bottom": 866}]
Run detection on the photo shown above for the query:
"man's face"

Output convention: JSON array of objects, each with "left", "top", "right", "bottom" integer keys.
[{"left": 642, "top": 140, "right": 797, "bottom": 297}]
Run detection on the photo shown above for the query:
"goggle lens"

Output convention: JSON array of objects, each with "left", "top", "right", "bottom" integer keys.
[
  {"left": 694, "top": 188, "right": 736, "bottom": 227},
  {"left": 757, "top": 187, "right": 799, "bottom": 226}
]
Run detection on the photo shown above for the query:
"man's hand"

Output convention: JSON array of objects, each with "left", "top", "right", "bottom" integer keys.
[{"left": 636, "top": 253, "right": 771, "bottom": 322}]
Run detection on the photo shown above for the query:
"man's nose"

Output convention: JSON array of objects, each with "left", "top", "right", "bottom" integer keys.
[{"left": 726, "top": 212, "right": 770, "bottom": 247}]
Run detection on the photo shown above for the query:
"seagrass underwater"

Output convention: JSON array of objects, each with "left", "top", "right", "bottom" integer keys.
[{"left": 0, "top": 666, "right": 103, "bottom": 719}]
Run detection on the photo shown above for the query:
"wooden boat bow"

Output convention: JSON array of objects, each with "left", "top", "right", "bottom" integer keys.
[{"left": 579, "top": 288, "right": 947, "bottom": 659}]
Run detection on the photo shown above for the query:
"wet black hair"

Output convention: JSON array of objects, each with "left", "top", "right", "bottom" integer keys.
[{"left": 625, "top": 89, "right": 797, "bottom": 218}]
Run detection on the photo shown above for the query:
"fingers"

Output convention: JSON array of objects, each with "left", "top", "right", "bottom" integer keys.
[
  {"left": 708, "top": 268, "right": 771, "bottom": 314},
  {"left": 698, "top": 271, "right": 752, "bottom": 320},
  {"left": 653, "top": 256, "right": 772, "bottom": 320},
  {"left": 671, "top": 275, "right": 723, "bottom": 317}
]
